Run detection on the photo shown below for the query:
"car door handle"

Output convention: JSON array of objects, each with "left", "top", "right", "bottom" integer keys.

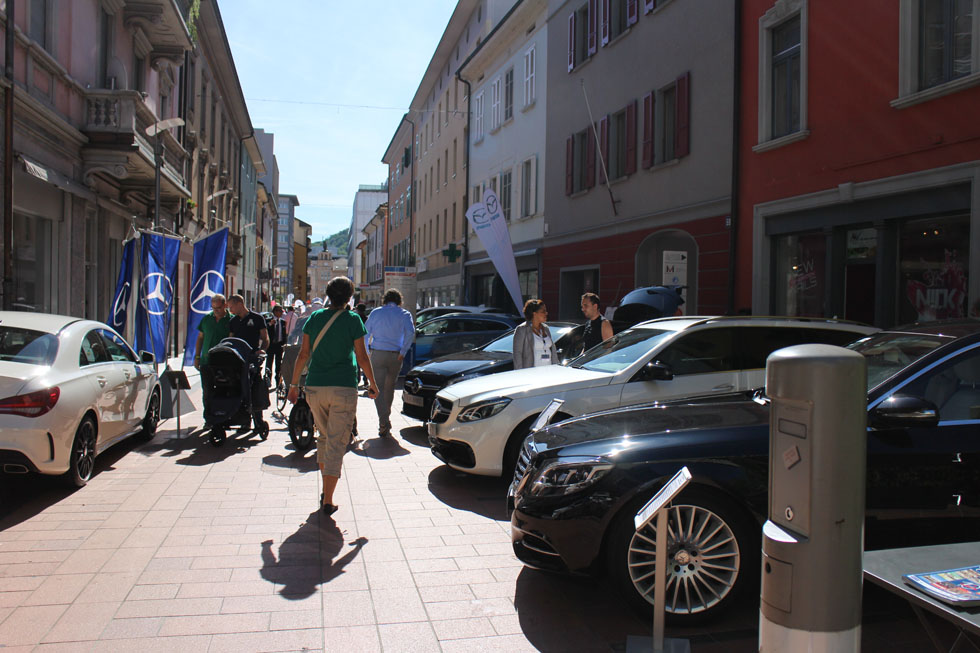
[
  {"left": 712, "top": 384, "right": 735, "bottom": 391},
  {"left": 97, "top": 376, "right": 107, "bottom": 387}
]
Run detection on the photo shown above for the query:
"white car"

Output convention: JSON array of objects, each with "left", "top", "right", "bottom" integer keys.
[
  {"left": 427, "top": 316, "right": 878, "bottom": 477},
  {"left": 0, "top": 312, "right": 161, "bottom": 486}
]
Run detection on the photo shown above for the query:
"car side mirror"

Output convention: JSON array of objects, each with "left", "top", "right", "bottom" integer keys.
[
  {"left": 637, "top": 360, "right": 673, "bottom": 382},
  {"left": 139, "top": 350, "right": 155, "bottom": 364},
  {"left": 869, "top": 394, "right": 939, "bottom": 429}
]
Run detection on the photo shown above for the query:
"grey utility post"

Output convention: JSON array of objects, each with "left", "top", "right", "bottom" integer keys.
[{"left": 759, "top": 344, "right": 867, "bottom": 652}]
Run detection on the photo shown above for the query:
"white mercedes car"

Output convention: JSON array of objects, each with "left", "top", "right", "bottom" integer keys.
[
  {"left": 0, "top": 312, "right": 161, "bottom": 486},
  {"left": 427, "top": 316, "right": 878, "bottom": 477}
]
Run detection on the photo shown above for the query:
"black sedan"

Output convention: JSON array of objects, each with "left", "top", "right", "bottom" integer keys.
[
  {"left": 510, "top": 322, "right": 980, "bottom": 623},
  {"left": 402, "top": 322, "right": 581, "bottom": 421}
]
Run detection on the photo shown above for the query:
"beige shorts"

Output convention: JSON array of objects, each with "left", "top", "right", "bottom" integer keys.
[{"left": 304, "top": 386, "right": 358, "bottom": 477}]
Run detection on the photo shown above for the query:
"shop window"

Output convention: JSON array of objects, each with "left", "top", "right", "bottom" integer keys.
[
  {"left": 899, "top": 215, "right": 970, "bottom": 323},
  {"left": 519, "top": 269, "right": 539, "bottom": 302},
  {"left": 774, "top": 232, "right": 826, "bottom": 318},
  {"left": 13, "top": 212, "right": 57, "bottom": 313}
]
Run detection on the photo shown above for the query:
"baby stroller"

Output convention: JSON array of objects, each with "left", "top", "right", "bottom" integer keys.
[
  {"left": 279, "top": 315, "right": 315, "bottom": 452},
  {"left": 202, "top": 337, "right": 271, "bottom": 447}
]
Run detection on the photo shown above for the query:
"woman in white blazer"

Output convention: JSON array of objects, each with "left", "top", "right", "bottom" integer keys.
[{"left": 513, "top": 299, "right": 559, "bottom": 370}]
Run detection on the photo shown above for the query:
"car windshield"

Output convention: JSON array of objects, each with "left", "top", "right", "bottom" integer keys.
[
  {"left": 848, "top": 332, "right": 951, "bottom": 390},
  {"left": 0, "top": 327, "right": 59, "bottom": 365},
  {"left": 568, "top": 328, "right": 674, "bottom": 373}
]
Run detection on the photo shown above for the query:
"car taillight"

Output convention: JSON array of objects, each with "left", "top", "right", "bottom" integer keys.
[{"left": 0, "top": 387, "right": 60, "bottom": 417}]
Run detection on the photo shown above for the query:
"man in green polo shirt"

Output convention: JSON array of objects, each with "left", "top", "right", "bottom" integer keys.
[{"left": 194, "top": 293, "right": 230, "bottom": 419}]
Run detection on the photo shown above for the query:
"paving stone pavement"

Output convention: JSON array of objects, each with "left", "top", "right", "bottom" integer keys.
[{"left": 0, "top": 369, "right": 950, "bottom": 652}]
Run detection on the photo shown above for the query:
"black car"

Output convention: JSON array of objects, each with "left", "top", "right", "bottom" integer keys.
[
  {"left": 510, "top": 322, "right": 980, "bottom": 623},
  {"left": 402, "top": 322, "right": 581, "bottom": 421}
]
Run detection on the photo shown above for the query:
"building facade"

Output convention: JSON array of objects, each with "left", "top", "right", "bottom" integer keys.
[
  {"left": 737, "top": 0, "right": 980, "bottom": 327},
  {"left": 542, "top": 0, "right": 735, "bottom": 318},
  {"left": 381, "top": 117, "right": 416, "bottom": 308},
  {"left": 275, "top": 193, "right": 299, "bottom": 301},
  {"left": 460, "top": 0, "right": 548, "bottom": 312},
  {"left": 347, "top": 183, "right": 387, "bottom": 297},
  {"left": 293, "top": 218, "right": 312, "bottom": 301},
  {"left": 362, "top": 202, "right": 388, "bottom": 307}
]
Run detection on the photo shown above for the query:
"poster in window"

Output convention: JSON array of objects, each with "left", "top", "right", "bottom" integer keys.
[{"left": 900, "top": 216, "right": 970, "bottom": 323}]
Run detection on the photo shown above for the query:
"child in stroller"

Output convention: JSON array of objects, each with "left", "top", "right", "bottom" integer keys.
[{"left": 201, "top": 337, "right": 270, "bottom": 447}]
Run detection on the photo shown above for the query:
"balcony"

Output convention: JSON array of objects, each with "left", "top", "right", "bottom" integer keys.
[{"left": 81, "top": 89, "right": 190, "bottom": 202}]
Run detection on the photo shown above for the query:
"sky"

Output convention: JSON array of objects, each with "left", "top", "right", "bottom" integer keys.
[{"left": 222, "top": 0, "right": 458, "bottom": 243}]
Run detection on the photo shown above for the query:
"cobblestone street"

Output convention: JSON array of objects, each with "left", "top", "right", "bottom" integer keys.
[{"left": 0, "top": 372, "right": 946, "bottom": 652}]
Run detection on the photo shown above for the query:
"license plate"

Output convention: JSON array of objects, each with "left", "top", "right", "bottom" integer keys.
[{"left": 403, "top": 394, "right": 424, "bottom": 406}]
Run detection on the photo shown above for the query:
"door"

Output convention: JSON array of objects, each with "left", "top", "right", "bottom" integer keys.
[
  {"left": 79, "top": 330, "right": 129, "bottom": 441},
  {"left": 415, "top": 318, "right": 450, "bottom": 363},
  {"left": 619, "top": 327, "right": 740, "bottom": 407},
  {"left": 868, "top": 345, "right": 980, "bottom": 518},
  {"left": 99, "top": 328, "right": 146, "bottom": 433},
  {"left": 845, "top": 263, "right": 876, "bottom": 326}
]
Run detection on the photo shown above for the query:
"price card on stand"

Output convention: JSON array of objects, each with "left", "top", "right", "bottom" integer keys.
[{"left": 634, "top": 467, "right": 692, "bottom": 531}]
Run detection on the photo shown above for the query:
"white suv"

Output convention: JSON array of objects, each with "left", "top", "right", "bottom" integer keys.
[{"left": 427, "top": 316, "right": 877, "bottom": 477}]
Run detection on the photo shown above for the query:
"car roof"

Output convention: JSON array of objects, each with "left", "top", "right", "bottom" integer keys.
[
  {"left": 0, "top": 311, "right": 84, "bottom": 334},
  {"left": 631, "top": 315, "right": 877, "bottom": 332},
  {"left": 880, "top": 319, "right": 980, "bottom": 339}
]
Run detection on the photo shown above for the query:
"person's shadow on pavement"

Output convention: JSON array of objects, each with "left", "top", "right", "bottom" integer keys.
[{"left": 260, "top": 511, "right": 367, "bottom": 599}]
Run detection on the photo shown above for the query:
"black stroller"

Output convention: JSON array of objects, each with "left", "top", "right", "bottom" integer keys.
[
  {"left": 202, "top": 337, "right": 271, "bottom": 447},
  {"left": 279, "top": 315, "right": 315, "bottom": 452}
]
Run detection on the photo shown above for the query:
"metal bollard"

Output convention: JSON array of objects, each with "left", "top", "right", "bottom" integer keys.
[{"left": 759, "top": 344, "right": 867, "bottom": 652}]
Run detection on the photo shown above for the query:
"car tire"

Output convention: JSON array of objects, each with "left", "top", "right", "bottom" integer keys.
[
  {"left": 502, "top": 416, "right": 538, "bottom": 480},
  {"left": 138, "top": 390, "right": 161, "bottom": 440},
  {"left": 64, "top": 416, "right": 98, "bottom": 488},
  {"left": 607, "top": 485, "right": 757, "bottom": 624}
]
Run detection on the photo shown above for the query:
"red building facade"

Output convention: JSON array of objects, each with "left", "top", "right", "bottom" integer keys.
[{"left": 737, "top": 0, "right": 980, "bottom": 326}]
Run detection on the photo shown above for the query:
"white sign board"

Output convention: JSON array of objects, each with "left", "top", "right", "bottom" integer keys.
[
  {"left": 663, "top": 251, "right": 688, "bottom": 316},
  {"left": 383, "top": 266, "right": 418, "bottom": 316},
  {"left": 634, "top": 466, "right": 692, "bottom": 531}
]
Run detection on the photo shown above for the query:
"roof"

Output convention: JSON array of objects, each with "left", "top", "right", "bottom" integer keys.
[
  {"left": 884, "top": 319, "right": 980, "bottom": 339},
  {"left": 0, "top": 312, "right": 83, "bottom": 334}
]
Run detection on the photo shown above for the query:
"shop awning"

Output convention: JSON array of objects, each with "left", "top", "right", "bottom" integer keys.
[
  {"left": 17, "top": 153, "right": 96, "bottom": 201},
  {"left": 464, "top": 247, "right": 540, "bottom": 267}
]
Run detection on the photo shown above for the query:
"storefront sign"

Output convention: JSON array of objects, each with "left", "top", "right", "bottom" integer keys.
[{"left": 905, "top": 249, "right": 967, "bottom": 321}]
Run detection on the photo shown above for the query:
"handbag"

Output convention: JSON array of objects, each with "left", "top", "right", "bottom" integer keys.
[{"left": 301, "top": 309, "right": 344, "bottom": 383}]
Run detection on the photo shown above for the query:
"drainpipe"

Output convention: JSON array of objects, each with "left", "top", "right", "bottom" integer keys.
[
  {"left": 456, "top": 72, "right": 472, "bottom": 305},
  {"left": 3, "top": 0, "right": 14, "bottom": 310},
  {"left": 727, "top": 0, "right": 742, "bottom": 315}
]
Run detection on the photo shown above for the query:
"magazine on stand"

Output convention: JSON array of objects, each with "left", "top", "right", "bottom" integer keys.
[{"left": 903, "top": 564, "right": 980, "bottom": 607}]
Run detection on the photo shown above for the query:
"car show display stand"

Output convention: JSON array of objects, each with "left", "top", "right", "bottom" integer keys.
[{"left": 626, "top": 466, "right": 693, "bottom": 653}]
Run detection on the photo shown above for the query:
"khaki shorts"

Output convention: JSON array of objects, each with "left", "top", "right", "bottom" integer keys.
[{"left": 304, "top": 386, "right": 358, "bottom": 477}]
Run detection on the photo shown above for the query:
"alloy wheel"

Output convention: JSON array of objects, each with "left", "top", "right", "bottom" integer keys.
[
  {"left": 73, "top": 420, "right": 97, "bottom": 482},
  {"left": 627, "top": 502, "right": 740, "bottom": 615}
]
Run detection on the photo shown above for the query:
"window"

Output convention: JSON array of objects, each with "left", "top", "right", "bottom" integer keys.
[
  {"left": 490, "top": 77, "right": 501, "bottom": 130},
  {"left": 474, "top": 92, "right": 485, "bottom": 140},
  {"left": 521, "top": 157, "right": 537, "bottom": 217},
  {"left": 756, "top": 0, "right": 809, "bottom": 148},
  {"left": 658, "top": 328, "right": 738, "bottom": 375},
  {"left": 443, "top": 208, "right": 448, "bottom": 243},
  {"left": 437, "top": 103, "right": 442, "bottom": 137},
  {"left": 12, "top": 213, "right": 57, "bottom": 314},
  {"left": 29, "top": 0, "right": 49, "bottom": 49},
  {"left": 605, "top": 0, "right": 639, "bottom": 44},
  {"left": 661, "top": 84, "right": 676, "bottom": 161},
  {"left": 566, "top": 127, "right": 594, "bottom": 195},
  {"left": 771, "top": 16, "right": 801, "bottom": 139},
  {"left": 98, "top": 7, "right": 112, "bottom": 88},
  {"left": 568, "top": 4, "right": 594, "bottom": 71},
  {"left": 99, "top": 330, "right": 137, "bottom": 363},
  {"left": 453, "top": 139, "right": 458, "bottom": 176},
  {"left": 739, "top": 327, "right": 860, "bottom": 370},
  {"left": 452, "top": 203, "right": 457, "bottom": 240},
  {"left": 80, "top": 331, "right": 109, "bottom": 366},
  {"left": 444, "top": 148, "right": 448, "bottom": 184},
  {"left": 605, "top": 102, "right": 636, "bottom": 179},
  {"left": 504, "top": 68, "right": 514, "bottom": 121},
  {"left": 472, "top": 185, "right": 481, "bottom": 205},
  {"left": 519, "top": 270, "right": 539, "bottom": 302},
  {"left": 436, "top": 159, "right": 440, "bottom": 193},
  {"left": 524, "top": 46, "right": 536, "bottom": 106},
  {"left": 133, "top": 55, "right": 145, "bottom": 93},
  {"left": 500, "top": 170, "right": 512, "bottom": 221},
  {"left": 919, "top": 0, "right": 976, "bottom": 90},
  {"left": 435, "top": 214, "right": 440, "bottom": 248},
  {"left": 647, "top": 73, "right": 690, "bottom": 165},
  {"left": 899, "top": 347, "right": 980, "bottom": 422}
]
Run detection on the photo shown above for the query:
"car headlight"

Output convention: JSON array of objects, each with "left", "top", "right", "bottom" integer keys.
[
  {"left": 457, "top": 397, "right": 511, "bottom": 422},
  {"left": 529, "top": 457, "right": 613, "bottom": 497}
]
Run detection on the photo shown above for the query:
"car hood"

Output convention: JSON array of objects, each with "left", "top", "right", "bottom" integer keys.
[
  {"left": 438, "top": 365, "right": 614, "bottom": 404},
  {"left": 411, "top": 351, "right": 511, "bottom": 378},
  {"left": 532, "top": 396, "right": 769, "bottom": 450}
]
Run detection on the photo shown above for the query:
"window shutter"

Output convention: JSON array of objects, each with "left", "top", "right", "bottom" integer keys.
[
  {"left": 586, "top": 127, "right": 596, "bottom": 188},
  {"left": 568, "top": 13, "right": 576, "bottom": 72},
  {"left": 675, "top": 71, "right": 691, "bottom": 158},
  {"left": 528, "top": 156, "right": 537, "bottom": 214},
  {"left": 600, "top": 0, "right": 610, "bottom": 46},
  {"left": 587, "top": 0, "right": 598, "bottom": 56},
  {"left": 644, "top": 0, "right": 654, "bottom": 14},
  {"left": 599, "top": 115, "right": 609, "bottom": 184},
  {"left": 627, "top": 0, "right": 639, "bottom": 25},
  {"left": 565, "top": 136, "right": 574, "bottom": 195},
  {"left": 642, "top": 92, "right": 654, "bottom": 169},
  {"left": 625, "top": 100, "right": 637, "bottom": 176}
]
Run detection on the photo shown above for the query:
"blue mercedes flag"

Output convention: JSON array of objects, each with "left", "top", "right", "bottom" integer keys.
[
  {"left": 183, "top": 228, "right": 228, "bottom": 366},
  {"left": 135, "top": 231, "right": 181, "bottom": 364},
  {"left": 107, "top": 238, "right": 135, "bottom": 332}
]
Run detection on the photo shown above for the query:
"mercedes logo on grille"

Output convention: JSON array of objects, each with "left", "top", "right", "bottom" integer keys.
[{"left": 406, "top": 378, "right": 422, "bottom": 394}]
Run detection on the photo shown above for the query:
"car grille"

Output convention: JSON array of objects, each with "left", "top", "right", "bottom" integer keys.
[
  {"left": 430, "top": 397, "right": 452, "bottom": 423},
  {"left": 513, "top": 436, "right": 535, "bottom": 486}
]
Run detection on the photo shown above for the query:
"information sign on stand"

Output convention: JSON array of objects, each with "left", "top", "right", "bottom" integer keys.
[
  {"left": 626, "top": 466, "right": 693, "bottom": 653},
  {"left": 531, "top": 399, "right": 564, "bottom": 433}
]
